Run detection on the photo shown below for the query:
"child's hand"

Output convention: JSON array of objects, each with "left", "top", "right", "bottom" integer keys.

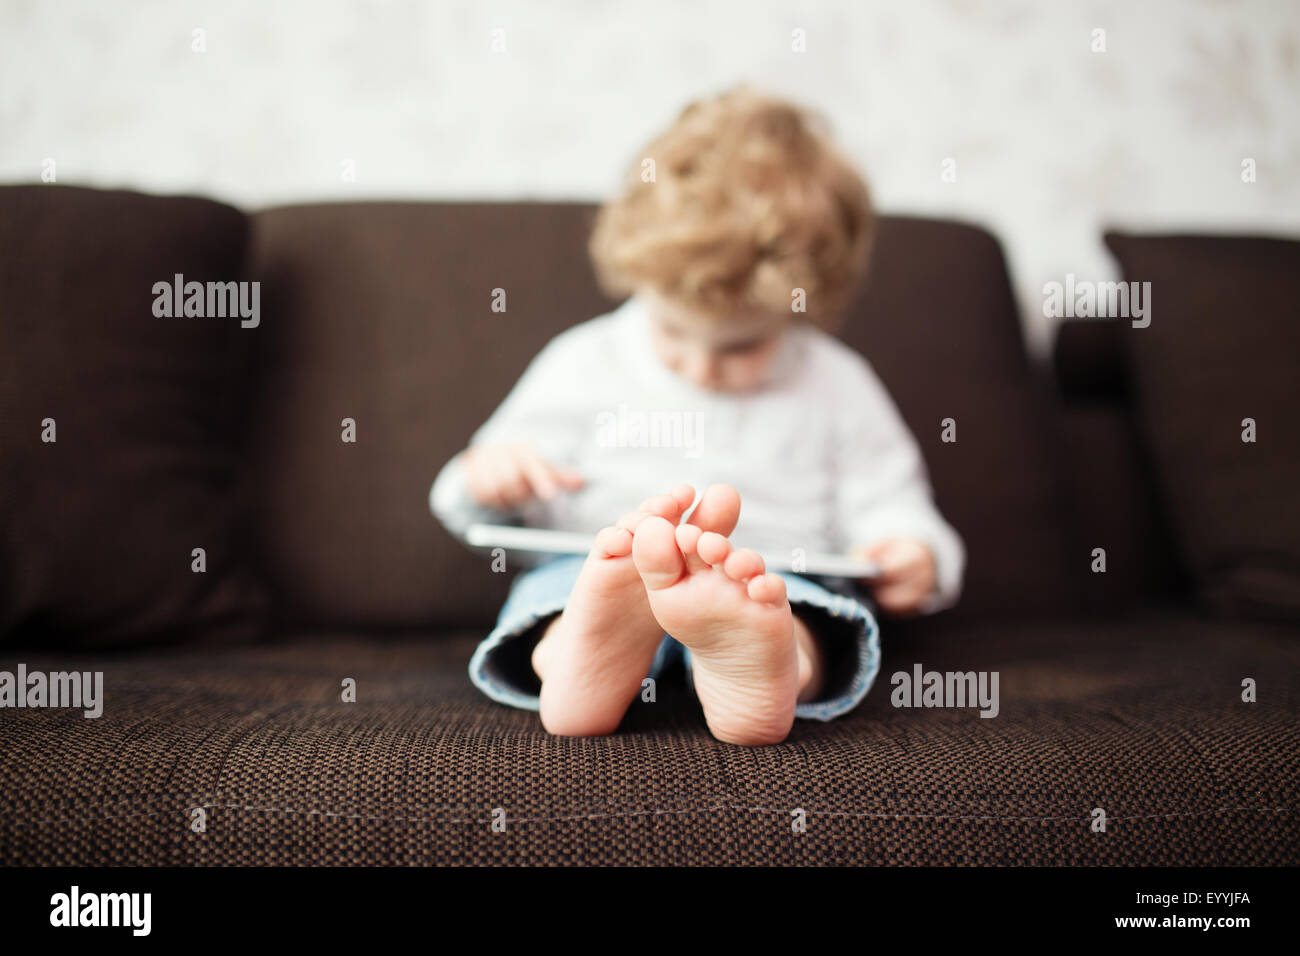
[
  {"left": 460, "top": 442, "right": 585, "bottom": 510},
  {"left": 851, "top": 538, "right": 937, "bottom": 615}
]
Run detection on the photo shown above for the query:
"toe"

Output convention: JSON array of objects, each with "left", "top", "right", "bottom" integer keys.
[
  {"left": 632, "top": 515, "right": 687, "bottom": 591},
  {"left": 674, "top": 523, "right": 711, "bottom": 572},
  {"left": 696, "top": 531, "right": 733, "bottom": 567},
  {"left": 618, "top": 489, "right": 690, "bottom": 533},
  {"left": 639, "top": 492, "right": 679, "bottom": 517},
  {"left": 592, "top": 525, "right": 633, "bottom": 559},
  {"left": 670, "top": 484, "right": 697, "bottom": 516},
  {"left": 685, "top": 483, "right": 741, "bottom": 536},
  {"left": 747, "top": 572, "right": 788, "bottom": 607},
  {"left": 613, "top": 504, "right": 660, "bottom": 535},
  {"left": 724, "top": 547, "right": 765, "bottom": 582}
]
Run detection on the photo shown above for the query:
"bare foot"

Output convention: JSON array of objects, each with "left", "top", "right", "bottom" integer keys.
[
  {"left": 632, "top": 515, "right": 802, "bottom": 746},
  {"left": 532, "top": 484, "right": 741, "bottom": 736}
]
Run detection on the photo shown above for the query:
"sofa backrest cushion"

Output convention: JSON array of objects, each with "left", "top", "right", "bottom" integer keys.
[
  {"left": 0, "top": 185, "right": 268, "bottom": 647},
  {"left": 1105, "top": 230, "right": 1300, "bottom": 622},
  {"left": 1051, "top": 318, "right": 1189, "bottom": 608},
  {"left": 244, "top": 202, "right": 615, "bottom": 627},
  {"left": 244, "top": 204, "right": 1081, "bottom": 627},
  {"left": 836, "top": 217, "right": 1081, "bottom": 618}
]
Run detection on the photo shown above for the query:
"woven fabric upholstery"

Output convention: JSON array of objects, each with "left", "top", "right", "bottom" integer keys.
[{"left": 3, "top": 611, "right": 1295, "bottom": 865}]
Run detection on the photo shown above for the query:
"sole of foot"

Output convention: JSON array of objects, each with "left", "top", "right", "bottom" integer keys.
[
  {"left": 533, "top": 483, "right": 742, "bottom": 737},
  {"left": 632, "top": 515, "right": 799, "bottom": 746}
]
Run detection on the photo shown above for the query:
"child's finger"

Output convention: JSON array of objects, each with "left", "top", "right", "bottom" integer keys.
[
  {"left": 872, "top": 580, "right": 925, "bottom": 615},
  {"left": 463, "top": 455, "right": 511, "bottom": 510},
  {"left": 871, "top": 566, "right": 928, "bottom": 608},
  {"left": 498, "top": 472, "right": 532, "bottom": 507},
  {"left": 855, "top": 541, "right": 907, "bottom": 581},
  {"left": 515, "top": 448, "right": 560, "bottom": 500},
  {"left": 477, "top": 484, "right": 510, "bottom": 511},
  {"left": 553, "top": 467, "right": 586, "bottom": 489}
]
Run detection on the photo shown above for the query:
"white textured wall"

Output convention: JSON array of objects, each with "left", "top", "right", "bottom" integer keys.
[{"left": 3, "top": 0, "right": 1298, "bottom": 351}]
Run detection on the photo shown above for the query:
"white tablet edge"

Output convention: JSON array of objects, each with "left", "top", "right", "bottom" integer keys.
[{"left": 465, "top": 523, "right": 880, "bottom": 578}]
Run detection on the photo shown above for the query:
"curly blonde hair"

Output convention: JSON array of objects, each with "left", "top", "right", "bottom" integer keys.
[{"left": 588, "top": 85, "right": 874, "bottom": 331}]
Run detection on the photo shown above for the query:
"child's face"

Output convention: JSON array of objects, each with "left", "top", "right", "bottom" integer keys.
[{"left": 640, "top": 288, "right": 786, "bottom": 393}]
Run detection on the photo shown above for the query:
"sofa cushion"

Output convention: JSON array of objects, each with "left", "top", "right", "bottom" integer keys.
[
  {"left": 1106, "top": 231, "right": 1300, "bottom": 621},
  {"left": 0, "top": 186, "right": 267, "bottom": 647},
  {"left": 244, "top": 202, "right": 617, "bottom": 628},
  {"left": 1053, "top": 405, "right": 1187, "bottom": 608},
  {"left": 838, "top": 217, "right": 1080, "bottom": 618},
  {"left": 1052, "top": 317, "right": 1129, "bottom": 402},
  {"left": 1, "top": 613, "right": 1295, "bottom": 865},
  {"left": 245, "top": 206, "right": 1081, "bottom": 629},
  {"left": 1051, "top": 319, "right": 1187, "bottom": 607}
]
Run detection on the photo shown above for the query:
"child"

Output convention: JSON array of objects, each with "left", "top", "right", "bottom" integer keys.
[{"left": 431, "top": 86, "right": 964, "bottom": 746}]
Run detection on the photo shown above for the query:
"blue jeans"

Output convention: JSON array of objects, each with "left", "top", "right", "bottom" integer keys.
[{"left": 468, "top": 555, "right": 881, "bottom": 722}]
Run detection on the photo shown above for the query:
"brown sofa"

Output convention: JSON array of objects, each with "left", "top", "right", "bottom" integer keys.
[{"left": 1, "top": 185, "right": 1296, "bottom": 865}]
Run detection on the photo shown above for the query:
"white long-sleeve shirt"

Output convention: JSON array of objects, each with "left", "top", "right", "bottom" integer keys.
[{"left": 430, "top": 294, "right": 965, "bottom": 612}]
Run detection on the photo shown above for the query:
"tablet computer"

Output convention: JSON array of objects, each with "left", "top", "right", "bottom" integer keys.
[{"left": 465, "top": 523, "right": 881, "bottom": 578}]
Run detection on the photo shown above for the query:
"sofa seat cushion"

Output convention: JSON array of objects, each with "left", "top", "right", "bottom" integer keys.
[{"left": 1, "top": 612, "right": 1295, "bottom": 865}]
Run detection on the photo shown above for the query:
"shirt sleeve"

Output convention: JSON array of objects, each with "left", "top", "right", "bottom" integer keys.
[
  {"left": 428, "top": 330, "right": 587, "bottom": 542},
  {"left": 829, "top": 348, "right": 966, "bottom": 614}
]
